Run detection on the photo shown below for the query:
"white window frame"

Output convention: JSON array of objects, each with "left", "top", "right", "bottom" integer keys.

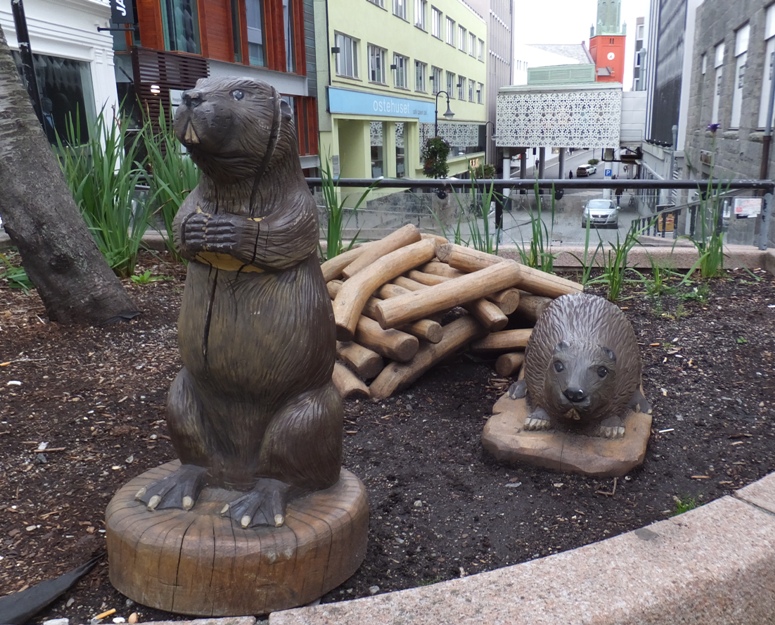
[
  {"left": 477, "top": 82, "right": 483, "bottom": 104},
  {"left": 478, "top": 38, "right": 484, "bottom": 61},
  {"left": 446, "top": 17, "right": 455, "bottom": 46},
  {"left": 446, "top": 71, "right": 456, "bottom": 98},
  {"left": 431, "top": 7, "right": 441, "bottom": 38},
  {"left": 414, "top": 0, "right": 426, "bottom": 29},
  {"left": 415, "top": 60, "right": 427, "bottom": 92},
  {"left": 760, "top": 7, "right": 775, "bottom": 128},
  {"left": 711, "top": 43, "right": 724, "bottom": 125},
  {"left": 368, "top": 44, "right": 386, "bottom": 83},
  {"left": 457, "top": 74, "right": 465, "bottom": 100},
  {"left": 468, "top": 78, "right": 474, "bottom": 102},
  {"left": 431, "top": 65, "right": 442, "bottom": 94},
  {"left": 393, "top": 53, "right": 408, "bottom": 88},
  {"left": 458, "top": 26, "right": 466, "bottom": 52},
  {"left": 393, "top": 0, "right": 406, "bottom": 20},
  {"left": 334, "top": 33, "right": 358, "bottom": 78},
  {"left": 367, "top": 0, "right": 385, "bottom": 7},
  {"left": 469, "top": 32, "right": 476, "bottom": 57},
  {"left": 731, "top": 24, "right": 749, "bottom": 129}
]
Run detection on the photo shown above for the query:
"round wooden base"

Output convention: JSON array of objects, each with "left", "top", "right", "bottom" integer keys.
[{"left": 106, "top": 462, "right": 369, "bottom": 616}]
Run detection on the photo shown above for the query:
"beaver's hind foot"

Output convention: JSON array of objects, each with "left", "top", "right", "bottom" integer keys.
[
  {"left": 594, "top": 416, "right": 625, "bottom": 439},
  {"left": 220, "top": 477, "right": 290, "bottom": 529},
  {"left": 136, "top": 463, "right": 207, "bottom": 511}
]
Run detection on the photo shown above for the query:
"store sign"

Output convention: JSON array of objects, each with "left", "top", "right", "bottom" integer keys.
[
  {"left": 733, "top": 197, "right": 762, "bottom": 219},
  {"left": 328, "top": 87, "right": 435, "bottom": 122},
  {"left": 110, "top": 0, "right": 134, "bottom": 24}
]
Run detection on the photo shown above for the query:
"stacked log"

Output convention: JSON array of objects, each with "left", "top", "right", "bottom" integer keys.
[{"left": 322, "top": 225, "right": 582, "bottom": 400}]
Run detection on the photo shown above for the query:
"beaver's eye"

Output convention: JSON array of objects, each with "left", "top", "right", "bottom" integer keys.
[
  {"left": 597, "top": 366, "right": 608, "bottom": 378},
  {"left": 553, "top": 361, "right": 564, "bottom": 373},
  {"left": 232, "top": 90, "right": 244, "bottom": 101}
]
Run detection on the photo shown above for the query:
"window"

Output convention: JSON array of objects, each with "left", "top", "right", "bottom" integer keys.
[
  {"left": 393, "top": 0, "right": 406, "bottom": 20},
  {"left": 446, "top": 17, "right": 455, "bottom": 46},
  {"left": 431, "top": 7, "right": 441, "bottom": 38},
  {"left": 245, "top": 0, "right": 264, "bottom": 65},
  {"left": 457, "top": 74, "right": 465, "bottom": 100},
  {"left": 478, "top": 38, "right": 484, "bottom": 61},
  {"left": 283, "top": 0, "right": 294, "bottom": 72},
  {"left": 731, "top": 24, "right": 749, "bottom": 128},
  {"left": 446, "top": 71, "right": 456, "bottom": 97},
  {"left": 415, "top": 60, "right": 427, "bottom": 92},
  {"left": 711, "top": 42, "right": 724, "bottom": 125},
  {"left": 414, "top": 0, "right": 426, "bottom": 29},
  {"left": 761, "top": 6, "right": 775, "bottom": 128},
  {"left": 701, "top": 53, "right": 707, "bottom": 75},
  {"left": 469, "top": 32, "right": 476, "bottom": 57},
  {"left": 393, "top": 53, "right": 408, "bottom": 88},
  {"left": 368, "top": 44, "right": 387, "bottom": 83},
  {"left": 468, "top": 78, "right": 475, "bottom": 102},
  {"left": 367, "top": 0, "right": 385, "bottom": 7},
  {"left": 477, "top": 82, "right": 484, "bottom": 104},
  {"left": 431, "top": 65, "right": 442, "bottom": 94},
  {"left": 458, "top": 26, "right": 466, "bottom": 52},
  {"left": 12, "top": 52, "right": 95, "bottom": 146},
  {"left": 636, "top": 23, "right": 644, "bottom": 40},
  {"left": 161, "top": 0, "right": 201, "bottom": 53},
  {"left": 335, "top": 33, "right": 359, "bottom": 78}
]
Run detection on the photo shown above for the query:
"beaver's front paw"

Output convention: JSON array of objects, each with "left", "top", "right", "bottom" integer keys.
[
  {"left": 595, "top": 416, "right": 625, "bottom": 439},
  {"left": 524, "top": 407, "right": 552, "bottom": 431},
  {"left": 181, "top": 211, "right": 242, "bottom": 255},
  {"left": 135, "top": 463, "right": 207, "bottom": 511},
  {"left": 221, "top": 477, "right": 290, "bottom": 529}
]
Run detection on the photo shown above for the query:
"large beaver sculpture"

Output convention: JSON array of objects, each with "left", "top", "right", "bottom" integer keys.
[
  {"left": 508, "top": 293, "right": 651, "bottom": 438},
  {"left": 135, "top": 77, "right": 343, "bottom": 528}
]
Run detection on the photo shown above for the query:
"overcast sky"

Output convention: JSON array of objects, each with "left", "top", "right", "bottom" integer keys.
[{"left": 514, "top": 0, "right": 650, "bottom": 89}]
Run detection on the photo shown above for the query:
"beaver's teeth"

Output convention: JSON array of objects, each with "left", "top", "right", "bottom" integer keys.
[{"left": 184, "top": 121, "right": 200, "bottom": 144}]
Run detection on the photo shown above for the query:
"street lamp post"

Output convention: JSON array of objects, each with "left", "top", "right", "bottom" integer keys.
[
  {"left": 434, "top": 90, "right": 454, "bottom": 137},
  {"left": 484, "top": 120, "right": 496, "bottom": 165}
]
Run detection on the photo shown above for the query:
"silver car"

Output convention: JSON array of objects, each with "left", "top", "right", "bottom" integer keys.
[{"left": 582, "top": 198, "right": 620, "bottom": 229}]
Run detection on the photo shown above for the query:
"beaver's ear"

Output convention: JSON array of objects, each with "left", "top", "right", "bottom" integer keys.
[
  {"left": 600, "top": 346, "right": 616, "bottom": 363},
  {"left": 279, "top": 100, "right": 293, "bottom": 121}
]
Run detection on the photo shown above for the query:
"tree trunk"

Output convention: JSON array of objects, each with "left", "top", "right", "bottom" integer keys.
[{"left": 0, "top": 25, "right": 137, "bottom": 325}]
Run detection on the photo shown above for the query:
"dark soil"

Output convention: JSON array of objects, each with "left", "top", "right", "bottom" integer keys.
[{"left": 2, "top": 250, "right": 775, "bottom": 624}]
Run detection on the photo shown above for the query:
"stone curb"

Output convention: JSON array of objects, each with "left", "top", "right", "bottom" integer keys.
[{"left": 268, "top": 472, "right": 775, "bottom": 625}]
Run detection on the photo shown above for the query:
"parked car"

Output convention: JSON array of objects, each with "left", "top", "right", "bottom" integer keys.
[
  {"left": 582, "top": 198, "right": 620, "bottom": 228},
  {"left": 576, "top": 163, "right": 597, "bottom": 177}
]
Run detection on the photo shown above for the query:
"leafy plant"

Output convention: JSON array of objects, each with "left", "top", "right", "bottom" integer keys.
[
  {"left": 422, "top": 136, "right": 451, "bottom": 179},
  {"left": 318, "top": 159, "right": 373, "bottom": 260},
  {"left": 472, "top": 162, "right": 496, "bottom": 179},
  {"left": 451, "top": 175, "right": 500, "bottom": 254},
  {"left": 515, "top": 183, "right": 556, "bottom": 273},
  {"left": 671, "top": 495, "right": 699, "bottom": 516},
  {"left": 645, "top": 257, "right": 678, "bottom": 297},
  {"left": 57, "top": 108, "right": 149, "bottom": 278},
  {"left": 131, "top": 269, "right": 172, "bottom": 285},
  {"left": 681, "top": 283, "right": 710, "bottom": 304},
  {"left": 141, "top": 111, "right": 200, "bottom": 260},
  {"left": 588, "top": 158, "right": 600, "bottom": 166},
  {"left": 586, "top": 221, "right": 645, "bottom": 303},
  {"left": 0, "top": 253, "right": 32, "bottom": 291},
  {"left": 570, "top": 214, "right": 604, "bottom": 287}
]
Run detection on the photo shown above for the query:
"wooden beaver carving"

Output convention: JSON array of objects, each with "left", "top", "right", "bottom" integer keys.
[
  {"left": 135, "top": 77, "right": 343, "bottom": 528},
  {"left": 508, "top": 293, "right": 651, "bottom": 438}
]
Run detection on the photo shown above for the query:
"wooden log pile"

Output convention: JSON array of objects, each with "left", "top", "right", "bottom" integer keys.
[{"left": 323, "top": 224, "right": 582, "bottom": 400}]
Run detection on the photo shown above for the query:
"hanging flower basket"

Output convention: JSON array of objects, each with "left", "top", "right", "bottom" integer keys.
[{"left": 422, "top": 137, "right": 451, "bottom": 179}]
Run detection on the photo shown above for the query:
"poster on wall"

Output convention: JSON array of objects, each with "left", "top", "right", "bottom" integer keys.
[{"left": 733, "top": 197, "right": 762, "bottom": 219}]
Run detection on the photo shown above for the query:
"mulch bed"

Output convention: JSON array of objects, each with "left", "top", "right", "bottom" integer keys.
[{"left": 1, "top": 250, "right": 774, "bottom": 624}]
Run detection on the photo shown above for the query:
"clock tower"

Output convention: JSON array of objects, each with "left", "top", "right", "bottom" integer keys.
[{"left": 588, "top": 0, "right": 626, "bottom": 83}]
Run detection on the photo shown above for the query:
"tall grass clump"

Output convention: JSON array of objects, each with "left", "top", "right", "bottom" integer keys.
[
  {"left": 586, "top": 221, "right": 645, "bottom": 302},
  {"left": 57, "top": 109, "right": 148, "bottom": 278},
  {"left": 681, "top": 180, "right": 727, "bottom": 280},
  {"left": 444, "top": 174, "right": 501, "bottom": 254},
  {"left": 319, "top": 160, "right": 373, "bottom": 260},
  {"left": 142, "top": 112, "right": 200, "bottom": 259},
  {"left": 516, "top": 183, "right": 556, "bottom": 273}
]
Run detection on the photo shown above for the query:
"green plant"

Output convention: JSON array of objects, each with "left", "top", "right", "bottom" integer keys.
[
  {"left": 0, "top": 253, "right": 32, "bottom": 291},
  {"left": 588, "top": 158, "right": 599, "bottom": 166},
  {"left": 515, "top": 183, "right": 556, "bottom": 273},
  {"left": 681, "top": 283, "right": 710, "bottom": 304},
  {"left": 570, "top": 213, "right": 604, "bottom": 287},
  {"left": 472, "top": 162, "right": 496, "bottom": 179},
  {"left": 645, "top": 257, "right": 678, "bottom": 298},
  {"left": 57, "top": 108, "right": 149, "bottom": 278},
  {"left": 318, "top": 159, "right": 373, "bottom": 260},
  {"left": 586, "top": 221, "right": 645, "bottom": 303},
  {"left": 422, "top": 136, "right": 451, "bottom": 179},
  {"left": 141, "top": 111, "right": 200, "bottom": 260},
  {"left": 131, "top": 269, "right": 172, "bottom": 285},
  {"left": 671, "top": 495, "right": 699, "bottom": 516},
  {"left": 737, "top": 336, "right": 748, "bottom": 345}
]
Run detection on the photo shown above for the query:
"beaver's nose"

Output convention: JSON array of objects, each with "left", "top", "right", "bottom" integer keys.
[
  {"left": 563, "top": 387, "right": 586, "bottom": 403},
  {"left": 182, "top": 91, "right": 203, "bottom": 108}
]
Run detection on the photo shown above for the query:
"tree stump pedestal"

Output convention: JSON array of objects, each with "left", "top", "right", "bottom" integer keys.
[{"left": 106, "top": 461, "right": 369, "bottom": 616}]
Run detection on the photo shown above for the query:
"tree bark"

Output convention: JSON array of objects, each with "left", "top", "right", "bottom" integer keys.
[{"left": 0, "top": 25, "right": 137, "bottom": 325}]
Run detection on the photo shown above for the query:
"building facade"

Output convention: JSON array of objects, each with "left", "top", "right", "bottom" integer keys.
[
  {"left": 314, "top": 0, "right": 488, "bottom": 180},
  {"left": 632, "top": 16, "right": 646, "bottom": 91},
  {"left": 0, "top": 0, "right": 119, "bottom": 145},
  {"left": 588, "top": 0, "right": 626, "bottom": 83}
]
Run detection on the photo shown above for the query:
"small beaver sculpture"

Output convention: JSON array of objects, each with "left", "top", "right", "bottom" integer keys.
[
  {"left": 508, "top": 293, "right": 651, "bottom": 438},
  {"left": 135, "top": 77, "right": 343, "bottom": 528}
]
